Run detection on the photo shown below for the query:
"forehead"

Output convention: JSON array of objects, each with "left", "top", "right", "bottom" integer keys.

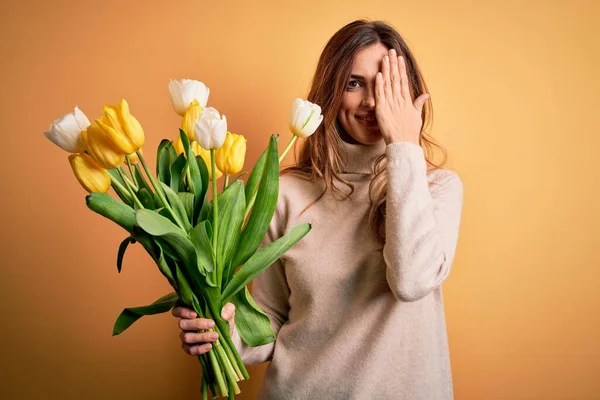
[{"left": 351, "top": 43, "right": 390, "bottom": 73}]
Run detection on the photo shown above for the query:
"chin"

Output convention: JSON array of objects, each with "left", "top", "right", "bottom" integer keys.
[{"left": 351, "top": 131, "right": 383, "bottom": 145}]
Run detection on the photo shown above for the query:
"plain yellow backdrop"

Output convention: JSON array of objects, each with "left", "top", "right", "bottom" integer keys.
[{"left": 1, "top": 0, "right": 598, "bottom": 399}]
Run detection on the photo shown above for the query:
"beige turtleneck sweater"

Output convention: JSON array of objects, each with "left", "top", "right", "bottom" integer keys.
[{"left": 231, "top": 140, "right": 464, "bottom": 400}]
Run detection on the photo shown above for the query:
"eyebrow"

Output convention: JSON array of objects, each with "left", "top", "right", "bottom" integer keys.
[{"left": 350, "top": 74, "right": 366, "bottom": 80}]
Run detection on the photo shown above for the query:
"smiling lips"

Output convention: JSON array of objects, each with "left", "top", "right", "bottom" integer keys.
[{"left": 356, "top": 114, "right": 378, "bottom": 126}]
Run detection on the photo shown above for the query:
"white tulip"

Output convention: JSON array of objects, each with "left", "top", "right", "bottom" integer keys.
[
  {"left": 194, "top": 107, "right": 227, "bottom": 150},
  {"left": 44, "top": 106, "right": 90, "bottom": 152},
  {"left": 289, "top": 98, "right": 323, "bottom": 138},
  {"left": 168, "top": 79, "right": 210, "bottom": 116}
]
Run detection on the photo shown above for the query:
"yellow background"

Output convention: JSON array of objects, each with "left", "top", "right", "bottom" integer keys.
[{"left": 1, "top": 0, "right": 598, "bottom": 398}]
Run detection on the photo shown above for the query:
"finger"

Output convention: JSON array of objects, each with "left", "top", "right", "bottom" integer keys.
[
  {"left": 179, "top": 318, "right": 215, "bottom": 331},
  {"left": 414, "top": 93, "right": 430, "bottom": 111},
  {"left": 183, "top": 342, "right": 213, "bottom": 356},
  {"left": 172, "top": 306, "right": 197, "bottom": 319},
  {"left": 382, "top": 55, "right": 392, "bottom": 101},
  {"left": 399, "top": 56, "right": 411, "bottom": 100},
  {"left": 375, "top": 72, "right": 385, "bottom": 105},
  {"left": 389, "top": 49, "right": 402, "bottom": 101},
  {"left": 221, "top": 303, "right": 236, "bottom": 321},
  {"left": 180, "top": 331, "right": 219, "bottom": 345}
]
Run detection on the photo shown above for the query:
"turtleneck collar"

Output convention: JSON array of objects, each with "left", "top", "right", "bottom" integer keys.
[{"left": 340, "top": 138, "right": 387, "bottom": 175}]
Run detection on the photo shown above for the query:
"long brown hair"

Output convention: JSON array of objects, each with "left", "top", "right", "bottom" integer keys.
[{"left": 282, "top": 19, "right": 448, "bottom": 245}]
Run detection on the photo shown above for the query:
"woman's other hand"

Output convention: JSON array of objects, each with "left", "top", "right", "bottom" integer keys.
[{"left": 172, "top": 303, "right": 236, "bottom": 356}]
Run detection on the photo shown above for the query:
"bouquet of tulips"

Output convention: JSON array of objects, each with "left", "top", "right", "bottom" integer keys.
[{"left": 44, "top": 79, "right": 324, "bottom": 399}]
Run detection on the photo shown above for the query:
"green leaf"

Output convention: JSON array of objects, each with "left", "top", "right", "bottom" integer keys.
[
  {"left": 216, "top": 181, "right": 246, "bottom": 274},
  {"left": 86, "top": 193, "right": 136, "bottom": 233},
  {"left": 232, "top": 286, "right": 276, "bottom": 346},
  {"left": 231, "top": 135, "right": 279, "bottom": 269},
  {"left": 189, "top": 220, "right": 214, "bottom": 273},
  {"left": 221, "top": 222, "right": 311, "bottom": 303},
  {"left": 177, "top": 192, "right": 195, "bottom": 225},
  {"left": 198, "top": 193, "right": 212, "bottom": 222},
  {"left": 135, "top": 209, "right": 213, "bottom": 293},
  {"left": 136, "top": 208, "right": 182, "bottom": 236},
  {"left": 160, "top": 182, "right": 192, "bottom": 232},
  {"left": 179, "top": 130, "right": 206, "bottom": 226},
  {"left": 117, "top": 236, "right": 135, "bottom": 273},
  {"left": 156, "top": 139, "right": 173, "bottom": 185},
  {"left": 147, "top": 235, "right": 176, "bottom": 286},
  {"left": 170, "top": 154, "right": 187, "bottom": 192},
  {"left": 112, "top": 292, "right": 179, "bottom": 336},
  {"left": 244, "top": 146, "right": 268, "bottom": 206},
  {"left": 133, "top": 164, "right": 153, "bottom": 194},
  {"left": 138, "top": 188, "right": 155, "bottom": 209},
  {"left": 106, "top": 169, "right": 134, "bottom": 207}
]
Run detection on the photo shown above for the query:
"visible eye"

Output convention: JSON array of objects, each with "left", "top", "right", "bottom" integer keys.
[{"left": 347, "top": 80, "right": 362, "bottom": 90}]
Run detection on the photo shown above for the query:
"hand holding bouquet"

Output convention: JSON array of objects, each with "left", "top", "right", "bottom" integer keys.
[{"left": 44, "top": 80, "right": 323, "bottom": 399}]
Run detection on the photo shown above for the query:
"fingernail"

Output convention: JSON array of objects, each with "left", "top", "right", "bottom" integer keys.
[
  {"left": 189, "top": 312, "right": 197, "bottom": 318},
  {"left": 210, "top": 333, "right": 218, "bottom": 340},
  {"left": 208, "top": 320, "right": 215, "bottom": 328}
]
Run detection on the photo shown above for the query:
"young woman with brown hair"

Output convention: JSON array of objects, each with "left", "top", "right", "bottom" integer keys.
[{"left": 172, "top": 19, "right": 464, "bottom": 399}]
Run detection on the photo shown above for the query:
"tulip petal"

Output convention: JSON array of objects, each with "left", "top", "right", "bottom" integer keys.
[{"left": 169, "top": 79, "right": 186, "bottom": 116}]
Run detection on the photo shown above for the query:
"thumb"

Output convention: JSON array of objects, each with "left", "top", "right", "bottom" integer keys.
[
  {"left": 221, "top": 302, "right": 236, "bottom": 321},
  {"left": 414, "top": 93, "right": 430, "bottom": 111}
]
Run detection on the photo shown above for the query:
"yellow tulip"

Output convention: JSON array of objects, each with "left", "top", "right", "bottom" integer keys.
[
  {"left": 99, "top": 99, "right": 145, "bottom": 154},
  {"left": 127, "top": 148, "right": 142, "bottom": 164},
  {"left": 82, "top": 122, "right": 126, "bottom": 169},
  {"left": 215, "top": 131, "right": 246, "bottom": 175},
  {"left": 181, "top": 100, "right": 202, "bottom": 142},
  {"left": 172, "top": 135, "right": 223, "bottom": 180},
  {"left": 69, "top": 153, "right": 111, "bottom": 193}
]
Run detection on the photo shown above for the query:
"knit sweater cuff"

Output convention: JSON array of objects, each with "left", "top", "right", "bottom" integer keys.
[{"left": 385, "top": 141, "right": 426, "bottom": 170}]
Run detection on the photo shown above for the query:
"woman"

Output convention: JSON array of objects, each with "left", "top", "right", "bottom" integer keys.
[{"left": 172, "top": 19, "right": 464, "bottom": 399}]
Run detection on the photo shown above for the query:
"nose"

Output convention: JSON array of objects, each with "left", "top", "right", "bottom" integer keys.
[{"left": 362, "top": 86, "right": 376, "bottom": 108}]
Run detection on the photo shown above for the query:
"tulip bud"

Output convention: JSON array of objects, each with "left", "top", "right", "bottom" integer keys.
[
  {"left": 44, "top": 106, "right": 89, "bottom": 152},
  {"left": 194, "top": 107, "right": 227, "bottom": 150},
  {"left": 215, "top": 131, "right": 246, "bottom": 175},
  {"left": 289, "top": 98, "right": 323, "bottom": 138},
  {"left": 69, "top": 153, "right": 111, "bottom": 193},
  {"left": 82, "top": 121, "right": 126, "bottom": 169},
  {"left": 169, "top": 79, "right": 210, "bottom": 116},
  {"left": 99, "top": 99, "right": 145, "bottom": 154},
  {"left": 172, "top": 136, "right": 223, "bottom": 180},
  {"left": 181, "top": 100, "right": 202, "bottom": 142},
  {"left": 193, "top": 141, "right": 223, "bottom": 180},
  {"left": 127, "top": 148, "right": 142, "bottom": 164}
]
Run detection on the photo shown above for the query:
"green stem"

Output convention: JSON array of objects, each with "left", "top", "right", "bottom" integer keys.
[
  {"left": 125, "top": 157, "right": 139, "bottom": 188},
  {"left": 118, "top": 166, "right": 139, "bottom": 192},
  {"left": 136, "top": 150, "right": 186, "bottom": 231},
  {"left": 208, "top": 343, "right": 228, "bottom": 397},
  {"left": 211, "top": 149, "right": 220, "bottom": 287},
  {"left": 186, "top": 165, "right": 195, "bottom": 193},
  {"left": 206, "top": 302, "right": 249, "bottom": 381},
  {"left": 214, "top": 338, "right": 241, "bottom": 393},
  {"left": 279, "top": 134, "right": 297, "bottom": 163},
  {"left": 116, "top": 168, "right": 144, "bottom": 209},
  {"left": 108, "top": 175, "right": 133, "bottom": 203},
  {"left": 133, "top": 164, "right": 153, "bottom": 194},
  {"left": 222, "top": 335, "right": 244, "bottom": 380}
]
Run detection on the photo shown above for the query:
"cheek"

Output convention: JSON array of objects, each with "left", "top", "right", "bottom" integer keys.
[{"left": 340, "top": 93, "right": 361, "bottom": 114}]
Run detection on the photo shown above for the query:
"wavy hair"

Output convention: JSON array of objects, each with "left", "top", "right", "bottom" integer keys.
[{"left": 282, "top": 19, "right": 448, "bottom": 245}]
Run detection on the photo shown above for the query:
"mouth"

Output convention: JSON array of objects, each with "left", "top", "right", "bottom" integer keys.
[{"left": 355, "top": 114, "right": 378, "bottom": 127}]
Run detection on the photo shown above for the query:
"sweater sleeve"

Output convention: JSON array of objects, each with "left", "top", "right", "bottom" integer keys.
[
  {"left": 230, "top": 200, "right": 290, "bottom": 364},
  {"left": 383, "top": 141, "right": 464, "bottom": 302}
]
